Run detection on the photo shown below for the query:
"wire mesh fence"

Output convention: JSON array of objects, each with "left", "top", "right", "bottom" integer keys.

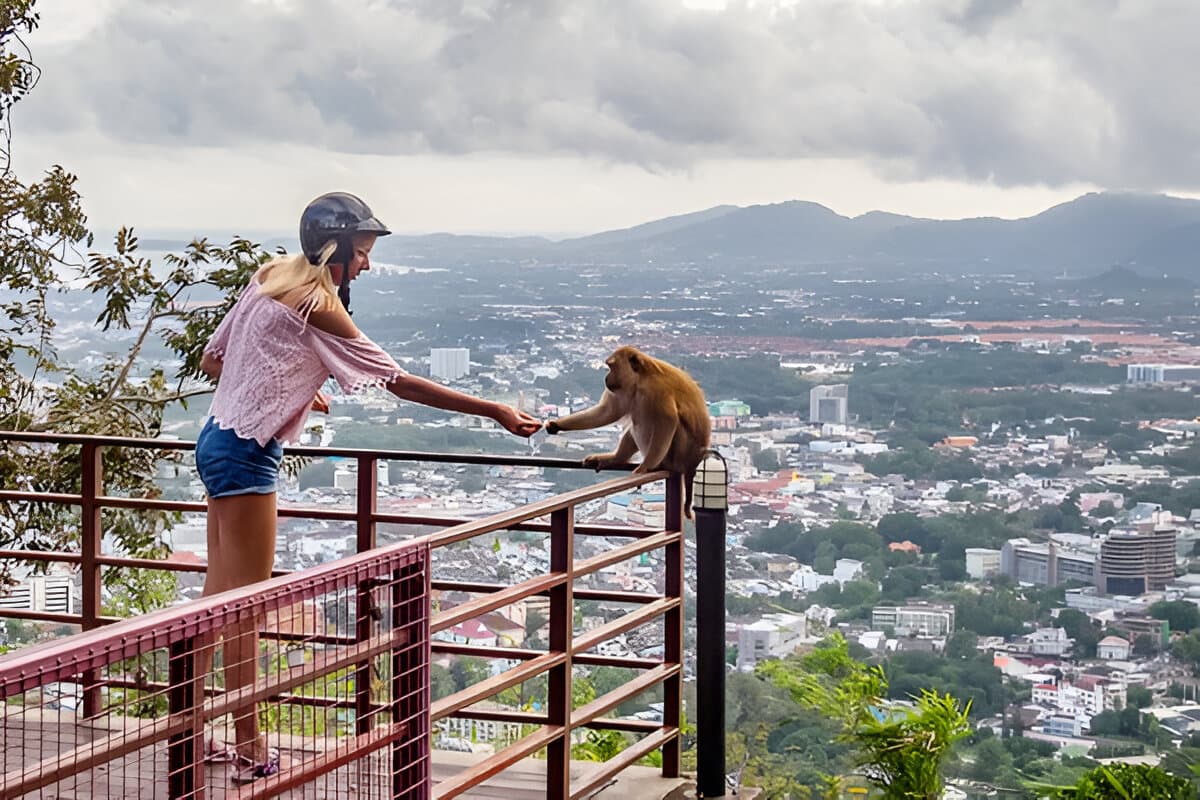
[{"left": 0, "top": 540, "right": 430, "bottom": 800}]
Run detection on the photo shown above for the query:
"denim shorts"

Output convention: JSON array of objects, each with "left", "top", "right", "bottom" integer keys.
[{"left": 194, "top": 417, "right": 283, "bottom": 499}]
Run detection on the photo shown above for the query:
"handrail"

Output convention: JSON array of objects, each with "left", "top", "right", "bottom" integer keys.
[{"left": 0, "top": 430, "right": 687, "bottom": 800}]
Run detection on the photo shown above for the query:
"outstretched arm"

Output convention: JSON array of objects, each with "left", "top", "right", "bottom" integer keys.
[
  {"left": 546, "top": 391, "right": 625, "bottom": 433},
  {"left": 387, "top": 373, "right": 540, "bottom": 436}
]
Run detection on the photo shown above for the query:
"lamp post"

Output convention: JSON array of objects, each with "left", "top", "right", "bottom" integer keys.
[{"left": 693, "top": 451, "right": 728, "bottom": 798}]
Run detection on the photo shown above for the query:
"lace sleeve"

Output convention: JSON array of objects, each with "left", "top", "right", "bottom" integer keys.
[
  {"left": 306, "top": 329, "right": 407, "bottom": 394},
  {"left": 203, "top": 283, "right": 254, "bottom": 358}
]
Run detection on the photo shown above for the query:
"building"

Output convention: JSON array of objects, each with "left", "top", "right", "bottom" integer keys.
[
  {"left": 1024, "top": 627, "right": 1072, "bottom": 657},
  {"left": 809, "top": 384, "right": 848, "bottom": 425},
  {"left": 430, "top": 347, "right": 471, "bottom": 381},
  {"left": 1097, "top": 635, "right": 1131, "bottom": 660},
  {"left": 0, "top": 573, "right": 74, "bottom": 615},
  {"left": 709, "top": 399, "right": 752, "bottom": 418},
  {"left": 1126, "top": 363, "right": 1200, "bottom": 384},
  {"left": 871, "top": 603, "right": 955, "bottom": 637},
  {"left": 1099, "top": 519, "right": 1176, "bottom": 595},
  {"left": 1001, "top": 537, "right": 1099, "bottom": 588},
  {"left": 965, "top": 548, "right": 1002, "bottom": 579},
  {"left": 736, "top": 613, "right": 808, "bottom": 671}
]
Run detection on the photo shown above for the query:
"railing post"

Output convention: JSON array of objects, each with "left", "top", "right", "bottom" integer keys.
[
  {"left": 80, "top": 441, "right": 104, "bottom": 718},
  {"left": 392, "top": 548, "right": 431, "bottom": 800},
  {"left": 693, "top": 453, "right": 729, "bottom": 798},
  {"left": 661, "top": 473, "right": 684, "bottom": 780},
  {"left": 546, "top": 506, "right": 574, "bottom": 800},
  {"left": 167, "top": 636, "right": 204, "bottom": 800},
  {"left": 356, "top": 455, "right": 379, "bottom": 736}
]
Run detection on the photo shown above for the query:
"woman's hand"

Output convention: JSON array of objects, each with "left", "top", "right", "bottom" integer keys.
[
  {"left": 311, "top": 391, "right": 331, "bottom": 414},
  {"left": 494, "top": 405, "right": 542, "bottom": 437}
]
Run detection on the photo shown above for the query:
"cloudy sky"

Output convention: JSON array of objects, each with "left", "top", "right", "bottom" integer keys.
[{"left": 17, "top": 0, "right": 1200, "bottom": 237}]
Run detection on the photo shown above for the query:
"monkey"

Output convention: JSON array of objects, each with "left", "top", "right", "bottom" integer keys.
[{"left": 545, "top": 345, "right": 711, "bottom": 518}]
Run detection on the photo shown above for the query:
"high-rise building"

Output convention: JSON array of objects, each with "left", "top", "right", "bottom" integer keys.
[
  {"left": 430, "top": 347, "right": 470, "bottom": 381},
  {"left": 809, "top": 384, "right": 848, "bottom": 424},
  {"left": 1099, "top": 517, "right": 1176, "bottom": 595}
]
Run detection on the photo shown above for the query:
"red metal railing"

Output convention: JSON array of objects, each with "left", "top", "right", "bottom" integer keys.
[{"left": 0, "top": 432, "right": 685, "bottom": 800}]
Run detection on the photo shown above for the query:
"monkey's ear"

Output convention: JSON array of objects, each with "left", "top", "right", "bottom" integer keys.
[{"left": 628, "top": 352, "right": 642, "bottom": 372}]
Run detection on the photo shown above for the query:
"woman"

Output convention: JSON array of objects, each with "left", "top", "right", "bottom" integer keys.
[{"left": 195, "top": 192, "right": 541, "bottom": 780}]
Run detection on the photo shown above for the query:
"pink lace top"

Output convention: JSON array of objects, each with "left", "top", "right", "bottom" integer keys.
[{"left": 203, "top": 275, "right": 406, "bottom": 446}]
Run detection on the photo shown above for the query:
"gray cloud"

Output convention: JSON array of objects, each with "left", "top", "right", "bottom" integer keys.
[{"left": 22, "top": 0, "right": 1200, "bottom": 190}]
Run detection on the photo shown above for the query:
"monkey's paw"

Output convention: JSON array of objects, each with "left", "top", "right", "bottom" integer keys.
[
  {"left": 545, "top": 420, "right": 562, "bottom": 435},
  {"left": 582, "top": 453, "right": 613, "bottom": 471}
]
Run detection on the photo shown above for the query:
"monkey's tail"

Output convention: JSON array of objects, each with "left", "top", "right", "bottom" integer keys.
[{"left": 683, "top": 467, "right": 696, "bottom": 521}]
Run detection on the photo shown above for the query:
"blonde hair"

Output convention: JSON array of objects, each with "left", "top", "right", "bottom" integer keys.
[{"left": 256, "top": 240, "right": 338, "bottom": 313}]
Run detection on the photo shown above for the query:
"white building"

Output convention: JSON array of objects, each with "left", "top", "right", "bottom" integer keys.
[
  {"left": 871, "top": 603, "right": 955, "bottom": 637},
  {"left": 430, "top": 347, "right": 471, "bottom": 381},
  {"left": 737, "top": 613, "right": 808, "bottom": 670},
  {"left": 1127, "top": 364, "right": 1200, "bottom": 384},
  {"left": 1026, "top": 627, "right": 1072, "bottom": 657},
  {"left": 809, "top": 384, "right": 848, "bottom": 425},
  {"left": 1097, "top": 635, "right": 1131, "bottom": 661},
  {"left": 965, "top": 548, "right": 1002, "bottom": 579}
]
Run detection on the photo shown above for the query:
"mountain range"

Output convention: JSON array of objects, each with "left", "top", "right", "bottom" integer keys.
[{"left": 370, "top": 191, "right": 1200, "bottom": 276}]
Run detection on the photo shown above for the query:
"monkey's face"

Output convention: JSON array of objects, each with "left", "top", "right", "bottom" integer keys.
[{"left": 604, "top": 347, "right": 641, "bottom": 392}]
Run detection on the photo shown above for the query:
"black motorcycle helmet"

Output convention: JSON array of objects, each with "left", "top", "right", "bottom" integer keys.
[{"left": 299, "top": 192, "right": 391, "bottom": 312}]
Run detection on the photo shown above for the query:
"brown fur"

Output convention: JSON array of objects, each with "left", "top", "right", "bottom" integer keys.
[{"left": 545, "top": 346, "right": 710, "bottom": 518}]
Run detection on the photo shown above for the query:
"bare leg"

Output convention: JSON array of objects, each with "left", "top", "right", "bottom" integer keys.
[
  {"left": 198, "top": 502, "right": 225, "bottom": 737},
  {"left": 210, "top": 492, "right": 278, "bottom": 760}
]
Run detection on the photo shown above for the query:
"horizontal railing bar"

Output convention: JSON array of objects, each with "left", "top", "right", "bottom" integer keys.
[
  {"left": 431, "top": 643, "right": 543, "bottom": 661},
  {"left": 572, "top": 664, "right": 680, "bottom": 730},
  {"left": 447, "top": 708, "right": 547, "bottom": 726},
  {"left": 573, "top": 599, "right": 680, "bottom": 654},
  {"left": 445, "top": 707, "right": 663, "bottom": 733},
  {"left": 427, "top": 472, "right": 668, "bottom": 549},
  {"left": 573, "top": 530, "right": 680, "bottom": 578},
  {"left": 429, "top": 642, "right": 664, "bottom": 671},
  {"left": 431, "top": 580, "right": 663, "bottom": 606},
  {"left": 431, "top": 652, "right": 565, "bottom": 722},
  {"left": 571, "top": 654, "right": 666, "bottom": 670},
  {"left": 582, "top": 718, "right": 664, "bottom": 733},
  {"left": 0, "top": 491, "right": 79, "bottom": 505},
  {"left": 574, "top": 589, "right": 665, "bottom": 604},
  {"left": 0, "top": 430, "right": 642, "bottom": 470},
  {"left": 431, "top": 573, "right": 565, "bottom": 633},
  {"left": 0, "top": 608, "right": 82, "bottom": 625},
  {"left": 569, "top": 727, "right": 678, "bottom": 800},
  {"left": 434, "top": 724, "right": 564, "bottom": 800},
  {"left": 0, "top": 549, "right": 82, "bottom": 564}
]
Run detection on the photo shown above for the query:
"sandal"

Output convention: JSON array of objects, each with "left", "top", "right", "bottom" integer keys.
[{"left": 231, "top": 747, "right": 281, "bottom": 784}]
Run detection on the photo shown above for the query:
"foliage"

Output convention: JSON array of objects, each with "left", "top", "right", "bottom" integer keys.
[
  {"left": 1150, "top": 600, "right": 1200, "bottom": 634},
  {"left": 1036, "top": 763, "right": 1196, "bottom": 800},
  {"left": 884, "top": 649, "right": 1004, "bottom": 717},
  {"left": 863, "top": 446, "right": 983, "bottom": 482},
  {"left": 760, "top": 634, "right": 970, "bottom": 800},
  {"left": 1172, "top": 632, "right": 1200, "bottom": 674}
]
